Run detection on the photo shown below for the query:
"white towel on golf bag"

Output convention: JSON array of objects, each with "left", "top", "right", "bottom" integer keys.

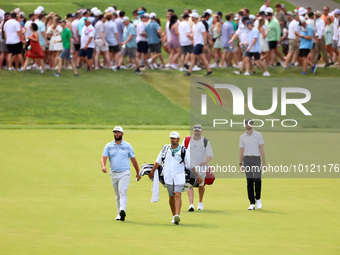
[{"left": 151, "top": 169, "right": 159, "bottom": 202}]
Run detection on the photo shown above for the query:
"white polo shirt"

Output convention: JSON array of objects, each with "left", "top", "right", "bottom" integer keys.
[
  {"left": 288, "top": 19, "right": 299, "bottom": 39},
  {"left": 155, "top": 145, "right": 192, "bottom": 185},
  {"left": 136, "top": 21, "right": 147, "bottom": 42},
  {"left": 4, "top": 18, "right": 21, "bottom": 44},
  {"left": 193, "top": 21, "right": 206, "bottom": 46},
  {"left": 179, "top": 20, "right": 192, "bottom": 46},
  {"left": 315, "top": 17, "right": 325, "bottom": 39},
  {"left": 239, "top": 129, "right": 264, "bottom": 156},
  {"left": 81, "top": 24, "right": 95, "bottom": 49}
]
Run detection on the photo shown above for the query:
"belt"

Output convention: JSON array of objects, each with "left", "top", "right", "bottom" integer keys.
[
  {"left": 244, "top": 156, "right": 260, "bottom": 159},
  {"left": 95, "top": 38, "right": 102, "bottom": 39}
]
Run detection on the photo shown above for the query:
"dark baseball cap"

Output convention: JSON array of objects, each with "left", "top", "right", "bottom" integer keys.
[
  {"left": 166, "top": 8, "right": 174, "bottom": 13},
  {"left": 182, "top": 13, "right": 189, "bottom": 19},
  {"left": 216, "top": 11, "right": 222, "bottom": 16},
  {"left": 259, "top": 11, "right": 265, "bottom": 16}
]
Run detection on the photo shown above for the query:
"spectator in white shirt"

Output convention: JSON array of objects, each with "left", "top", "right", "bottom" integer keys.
[
  {"left": 71, "top": 12, "right": 81, "bottom": 67},
  {"left": 313, "top": 11, "right": 331, "bottom": 66},
  {"left": 185, "top": 13, "right": 212, "bottom": 76},
  {"left": 136, "top": 14, "right": 148, "bottom": 67},
  {"left": 24, "top": 13, "right": 34, "bottom": 37},
  {"left": 259, "top": 0, "right": 271, "bottom": 12},
  {"left": 284, "top": 13, "right": 300, "bottom": 68},
  {"left": 3, "top": 12, "right": 24, "bottom": 70},
  {"left": 178, "top": 14, "right": 193, "bottom": 71},
  {"left": 79, "top": 18, "right": 95, "bottom": 71},
  {"left": 331, "top": 9, "right": 340, "bottom": 61}
]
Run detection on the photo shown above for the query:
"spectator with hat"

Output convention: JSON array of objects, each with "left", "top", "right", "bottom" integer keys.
[
  {"left": 105, "top": 13, "right": 120, "bottom": 68},
  {"left": 94, "top": 13, "right": 112, "bottom": 69},
  {"left": 298, "top": 16, "right": 317, "bottom": 74},
  {"left": 178, "top": 13, "right": 193, "bottom": 71},
  {"left": 79, "top": 17, "right": 95, "bottom": 71},
  {"left": 266, "top": 7, "right": 284, "bottom": 66},
  {"left": 243, "top": 20, "right": 270, "bottom": 76},
  {"left": 144, "top": 12, "right": 162, "bottom": 69},
  {"left": 114, "top": 16, "right": 141, "bottom": 74},
  {"left": 332, "top": 9, "right": 340, "bottom": 61},
  {"left": 185, "top": 12, "right": 212, "bottom": 76},
  {"left": 136, "top": 13, "right": 149, "bottom": 67}
]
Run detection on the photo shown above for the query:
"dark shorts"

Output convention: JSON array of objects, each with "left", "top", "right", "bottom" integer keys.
[
  {"left": 193, "top": 44, "right": 204, "bottom": 55},
  {"left": 299, "top": 48, "right": 310, "bottom": 57},
  {"left": 7, "top": 42, "right": 23, "bottom": 55},
  {"left": 245, "top": 52, "right": 260, "bottom": 60},
  {"left": 137, "top": 41, "right": 148, "bottom": 54},
  {"left": 149, "top": 43, "right": 161, "bottom": 53},
  {"left": 181, "top": 45, "right": 193, "bottom": 55},
  {"left": 79, "top": 48, "right": 94, "bottom": 59},
  {"left": 59, "top": 49, "right": 72, "bottom": 61},
  {"left": 109, "top": 45, "right": 120, "bottom": 53},
  {"left": 73, "top": 44, "right": 80, "bottom": 51},
  {"left": 268, "top": 41, "right": 277, "bottom": 50}
]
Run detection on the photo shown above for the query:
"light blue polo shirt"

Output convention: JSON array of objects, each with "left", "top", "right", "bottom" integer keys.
[
  {"left": 248, "top": 27, "right": 261, "bottom": 53},
  {"left": 102, "top": 140, "right": 135, "bottom": 172},
  {"left": 36, "top": 20, "right": 46, "bottom": 46},
  {"left": 77, "top": 17, "right": 86, "bottom": 36},
  {"left": 144, "top": 21, "right": 160, "bottom": 44},
  {"left": 299, "top": 24, "right": 313, "bottom": 50},
  {"left": 123, "top": 23, "right": 137, "bottom": 48}
]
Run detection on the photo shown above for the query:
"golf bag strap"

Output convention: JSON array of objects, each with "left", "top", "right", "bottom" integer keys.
[{"left": 161, "top": 144, "right": 170, "bottom": 164}]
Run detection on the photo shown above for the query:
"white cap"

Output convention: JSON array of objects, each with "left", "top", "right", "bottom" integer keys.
[
  {"left": 299, "top": 16, "right": 306, "bottom": 23},
  {"left": 122, "top": 16, "right": 130, "bottom": 22},
  {"left": 205, "top": 9, "right": 213, "bottom": 15},
  {"left": 94, "top": 10, "right": 102, "bottom": 16},
  {"left": 113, "top": 126, "right": 124, "bottom": 133},
  {"left": 192, "top": 9, "right": 198, "bottom": 13},
  {"left": 169, "top": 131, "right": 180, "bottom": 138},
  {"left": 34, "top": 9, "right": 41, "bottom": 15},
  {"left": 14, "top": 8, "right": 21, "bottom": 14},
  {"left": 19, "top": 12, "right": 25, "bottom": 17},
  {"left": 287, "top": 11, "right": 293, "bottom": 16},
  {"left": 37, "top": 6, "right": 44, "bottom": 12},
  {"left": 149, "top": 12, "right": 157, "bottom": 18},
  {"left": 294, "top": 8, "right": 299, "bottom": 13},
  {"left": 91, "top": 7, "right": 99, "bottom": 14},
  {"left": 265, "top": 7, "right": 274, "bottom": 14},
  {"left": 116, "top": 10, "right": 120, "bottom": 16},
  {"left": 249, "top": 14, "right": 256, "bottom": 20},
  {"left": 105, "top": 7, "right": 116, "bottom": 14},
  {"left": 143, "top": 13, "right": 150, "bottom": 18},
  {"left": 190, "top": 12, "right": 200, "bottom": 18},
  {"left": 234, "top": 14, "right": 239, "bottom": 20},
  {"left": 334, "top": 9, "right": 340, "bottom": 15},
  {"left": 299, "top": 7, "right": 307, "bottom": 16}
]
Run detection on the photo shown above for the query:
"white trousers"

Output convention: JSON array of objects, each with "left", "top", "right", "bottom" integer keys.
[{"left": 110, "top": 170, "right": 131, "bottom": 213}]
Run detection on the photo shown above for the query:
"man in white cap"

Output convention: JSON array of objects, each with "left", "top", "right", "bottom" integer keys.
[
  {"left": 185, "top": 12, "right": 212, "bottom": 76},
  {"left": 183, "top": 125, "right": 213, "bottom": 212},
  {"left": 113, "top": 16, "right": 141, "bottom": 74},
  {"left": 79, "top": 17, "right": 95, "bottom": 71},
  {"left": 149, "top": 131, "right": 202, "bottom": 225},
  {"left": 298, "top": 17, "right": 317, "bottom": 74},
  {"left": 101, "top": 126, "right": 141, "bottom": 221},
  {"left": 37, "top": 6, "right": 44, "bottom": 13}
]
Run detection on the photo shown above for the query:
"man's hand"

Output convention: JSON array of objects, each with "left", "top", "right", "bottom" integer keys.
[
  {"left": 262, "top": 161, "right": 267, "bottom": 171},
  {"left": 240, "top": 165, "right": 245, "bottom": 173},
  {"left": 102, "top": 166, "right": 107, "bottom": 173},
  {"left": 148, "top": 171, "right": 154, "bottom": 179},
  {"left": 199, "top": 161, "right": 206, "bottom": 167},
  {"left": 197, "top": 177, "right": 203, "bottom": 184},
  {"left": 136, "top": 173, "right": 141, "bottom": 181},
  {"left": 84, "top": 45, "right": 88, "bottom": 50},
  {"left": 122, "top": 41, "right": 126, "bottom": 45}
]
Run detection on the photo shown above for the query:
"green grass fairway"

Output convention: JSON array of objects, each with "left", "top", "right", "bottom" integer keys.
[{"left": 1, "top": 129, "right": 339, "bottom": 255}]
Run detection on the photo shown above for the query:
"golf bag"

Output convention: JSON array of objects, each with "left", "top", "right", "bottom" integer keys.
[{"left": 140, "top": 163, "right": 198, "bottom": 192}]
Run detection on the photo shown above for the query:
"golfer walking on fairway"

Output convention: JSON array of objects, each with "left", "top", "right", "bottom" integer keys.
[
  {"left": 149, "top": 131, "right": 202, "bottom": 225},
  {"left": 101, "top": 126, "right": 141, "bottom": 221},
  {"left": 239, "top": 119, "right": 266, "bottom": 210}
]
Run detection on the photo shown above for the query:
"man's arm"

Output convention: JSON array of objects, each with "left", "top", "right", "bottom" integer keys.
[
  {"left": 259, "top": 144, "right": 266, "bottom": 169},
  {"left": 247, "top": 37, "right": 257, "bottom": 51},
  {"left": 101, "top": 156, "right": 108, "bottom": 173},
  {"left": 239, "top": 148, "right": 244, "bottom": 172},
  {"left": 149, "top": 162, "right": 160, "bottom": 179},
  {"left": 130, "top": 157, "right": 141, "bottom": 180},
  {"left": 122, "top": 34, "right": 133, "bottom": 45}
]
